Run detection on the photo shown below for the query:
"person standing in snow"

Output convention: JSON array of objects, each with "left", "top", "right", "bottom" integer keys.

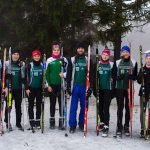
[
  {"left": 93, "top": 48, "right": 114, "bottom": 137},
  {"left": 25, "top": 49, "right": 43, "bottom": 129},
  {"left": 137, "top": 51, "right": 150, "bottom": 138},
  {"left": 66, "top": 43, "right": 92, "bottom": 133},
  {"left": 5, "top": 49, "right": 25, "bottom": 131},
  {"left": 112, "top": 45, "right": 137, "bottom": 136},
  {"left": 46, "top": 41, "right": 68, "bottom": 129}
]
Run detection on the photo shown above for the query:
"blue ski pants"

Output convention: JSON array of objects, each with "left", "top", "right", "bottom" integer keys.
[{"left": 69, "top": 85, "right": 86, "bottom": 127}]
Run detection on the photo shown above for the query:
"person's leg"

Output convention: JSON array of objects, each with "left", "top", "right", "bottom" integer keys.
[
  {"left": 78, "top": 86, "right": 86, "bottom": 129},
  {"left": 116, "top": 89, "right": 124, "bottom": 133},
  {"left": 69, "top": 86, "right": 79, "bottom": 129},
  {"left": 35, "top": 88, "right": 42, "bottom": 127},
  {"left": 13, "top": 89, "right": 22, "bottom": 127},
  {"left": 49, "top": 85, "right": 57, "bottom": 128},
  {"left": 98, "top": 90, "right": 105, "bottom": 129},
  {"left": 28, "top": 88, "right": 36, "bottom": 127},
  {"left": 103, "top": 90, "right": 112, "bottom": 127},
  {"left": 140, "top": 96, "right": 147, "bottom": 137}
]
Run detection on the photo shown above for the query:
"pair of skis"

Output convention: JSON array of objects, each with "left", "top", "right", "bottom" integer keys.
[
  {"left": 0, "top": 48, "right": 7, "bottom": 135},
  {"left": 0, "top": 47, "right": 13, "bottom": 135}
]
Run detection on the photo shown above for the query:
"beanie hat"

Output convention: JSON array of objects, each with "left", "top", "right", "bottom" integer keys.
[
  {"left": 32, "top": 50, "right": 41, "bottom": 57},
  {"left": 121, "top": 45, "right": 130, "bottom": 53},
  {"left": 101, "top": 49, "right": 110, "bottom": 56},
  {"left": 76, "top": 43, "right": 85, "bottom": 50},
  {"left": 144, "top": 50, "right": 150, "bottom": 58},
  {"left": 12, "top": 49, "right": 20, "bottom": 54}
]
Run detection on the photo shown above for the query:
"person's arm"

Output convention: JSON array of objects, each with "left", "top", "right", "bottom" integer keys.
[{"left": 66, "top": 57, "right": 73, "bottom": 95}]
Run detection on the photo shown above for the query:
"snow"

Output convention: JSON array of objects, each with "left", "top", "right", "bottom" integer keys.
[{"left": 0, "top": 82, "right": 150, "bottom": 150}]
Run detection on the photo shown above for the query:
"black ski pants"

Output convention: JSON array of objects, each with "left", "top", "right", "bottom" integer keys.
[
  {"left": 99, "top": 89, "right": 112, "bottom": 126},
  {"left": 28, "top": 88, "right": 42, "bottom": 127},
  {"left": 5, "top": 89, "right": 22, "bottom": 125},
  {"left": 116, "top": 89, "right": 130, "bottom": 129},
  {"left": 49, "top": 85, "right": 62, "bottom": 118}
]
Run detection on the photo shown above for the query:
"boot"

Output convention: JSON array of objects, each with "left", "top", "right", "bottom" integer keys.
[{"left": 50, "top": 118, "right": 55, "bottom": 129}]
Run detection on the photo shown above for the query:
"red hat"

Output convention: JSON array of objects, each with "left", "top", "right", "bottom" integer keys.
[
  {"left": 32, "top": 50, "right": 41, "bottom": 56},
  {"left": 101, "top": 49, "right": 110, "bottom": 56}
]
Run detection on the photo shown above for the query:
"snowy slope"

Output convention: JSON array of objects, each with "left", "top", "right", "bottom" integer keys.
[{"left": 0, "top": 83, "right": 150, "bottom": 150}]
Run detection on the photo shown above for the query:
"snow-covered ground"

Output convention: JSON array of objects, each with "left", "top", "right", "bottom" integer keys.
[{"left": 0, "top": 82, "right": 150, "bottom": 150}]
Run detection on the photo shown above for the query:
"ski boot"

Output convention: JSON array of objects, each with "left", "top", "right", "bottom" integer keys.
[
  {"left": 140, "top": 129, "right": 145, "bottom": 138},
  {"left": 124, "top": 126, "right": 130, "bottom": 136},
  {"left": 59, "top": 118, "right": 64, "bottom": 130},
  {"left": 102, "top": 125, "right": 109, "bottom": 137},
  {"left": 6, "top": 123, "right": 13, "bottom": 131},
  {"left": 145, "top": 128, "right": 150, "bottom": 140},
  {"left": 79, "top": 124, "right": 84, "bottom": 132},
  {"left": 50, "top": 118, "right": 55, "bottom": 129},
  {"left": 114, "top": 127, "right": 122, "bottom": 138},
  {"left": 35, "top": 121, "right": 41, "bottom": 129},
  {"left": 16, "top": 123, "right": 24, "bottom": 131},
  {"left": 69, "top": 126, "right": 76, "bottom": 133}
]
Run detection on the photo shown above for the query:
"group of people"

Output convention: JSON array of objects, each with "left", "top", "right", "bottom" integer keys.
[{"left": 0, "top": 41, "right": 150, "bottom": 139}]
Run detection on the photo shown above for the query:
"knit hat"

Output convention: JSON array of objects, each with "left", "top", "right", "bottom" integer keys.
[
  {"left": 12, "top": 48, "right": 20, "bottom": 54},
  {"left": 76, "top": 43, "right": 85, "bottom": 50},
  {"left": 32, "top": 49, "right": 41, "bottom": 56},
  {"left": 121, "top": 45, "right": 130, "bottom": 53},
  {"left": 101, "top": 48, "right": 110, "bottom": 56},
  {"left": 144, "top": 50, "right": 150, "bottom": 58}
]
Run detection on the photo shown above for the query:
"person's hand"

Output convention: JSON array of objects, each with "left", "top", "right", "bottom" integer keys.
[
  {"left": 48, "top": 86, "right": 53, "bottom": 93},
  {"left": 26, "top": 89, "right": 31, "bottom": 97},
  {"left": 59, "top": 72, "right": 64, "bottom": 78},
  {"left": 4, "top": 88, "right": 8, "bottom": 97}
]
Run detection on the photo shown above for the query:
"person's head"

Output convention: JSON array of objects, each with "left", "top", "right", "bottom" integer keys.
[
  {"left": 121, "top": 45, "right": 130, "bottom": 59},
  {"left": 76, "top": 43, "right": 85, "bottom": 56},
  {"left": 145, "top": 52, "right": 150, "bottom": 66},
  {"left": 12, "top": 49, "right": 20, "bottom": 62},
  {"left": 51, "top": 41, "right": 60, "bottom": 56},
  {"left": 32, "top": 50, "right": 41, "bottom": 62},
  {"left": 101, "top": 49, "right": 110, "bottom": 61}
]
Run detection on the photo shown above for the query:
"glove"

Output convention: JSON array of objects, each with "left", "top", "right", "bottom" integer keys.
[
  {"left": 117, "top": 74, "right": 125, "bottom": 80},
  {"left": 86, "top": 87, "right": 92, "bottom": 98},
  {"left": 67, "top": 87, "right": 72, "bottom": 96}
]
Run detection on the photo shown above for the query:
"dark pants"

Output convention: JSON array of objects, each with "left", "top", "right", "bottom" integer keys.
[
  {"left": 116, "top": 89, "right": 130, "bottom": 129},
  {"left": 99, "top": 89, "right": 112, "bottom": 126},
  {"left": 5, "top": 89, "right": 22, "bottom": 125},
  {"left": 28, "top": 88, "right": 42, "bottom": 127},
  {"left": 49, "top": 85, "right": 62, "bottom": 118}
]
